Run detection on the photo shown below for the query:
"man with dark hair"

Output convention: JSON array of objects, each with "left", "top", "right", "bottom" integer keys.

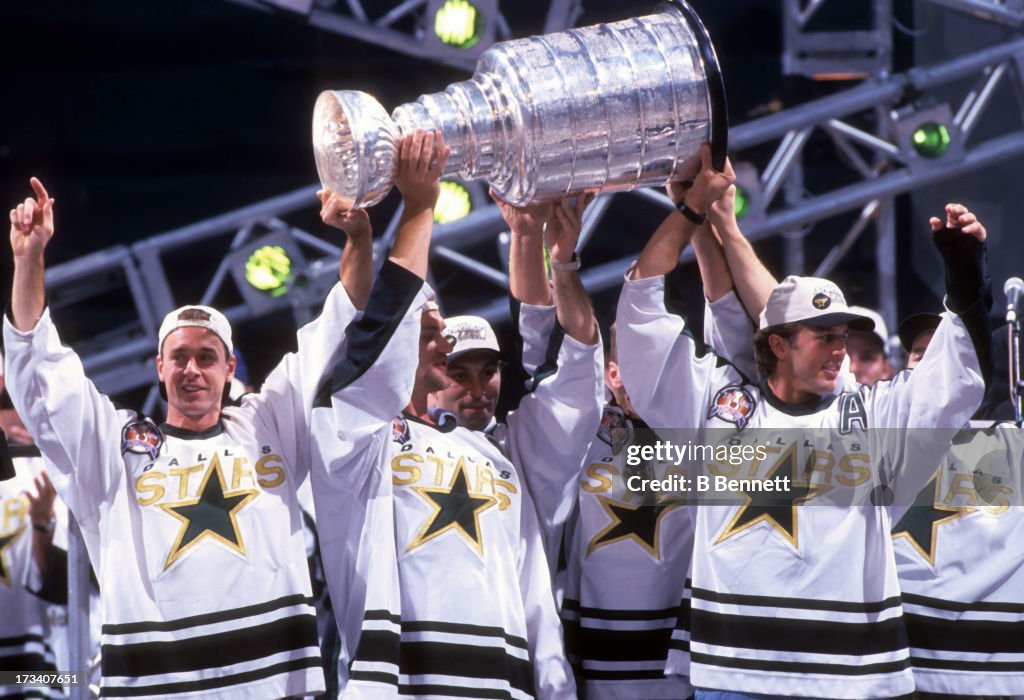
[
  {"left": 309, "top": 131, "right": 576, "bottom": 698},
  {"left": 846, "top": 306, "right": 894, "bottom": 387},
  {"left": 2, "top": 157, "right": 395, "bottom": 697},
  {"left": 617, "top": 145, "right": 991, "bottom": 699}
]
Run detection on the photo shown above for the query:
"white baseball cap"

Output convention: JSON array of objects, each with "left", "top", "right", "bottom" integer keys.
[
  {"left": 443, "top": 315, "right": 501, "bottom": 363},
  {"left": 759, "top": 276, "right": 875, "bottom": 332},
  {"left": 158, "top": 305, "right": 233, "bottom": 356},
  {"left": 847, "top": 306, "right": 889, "bottom": 352}
]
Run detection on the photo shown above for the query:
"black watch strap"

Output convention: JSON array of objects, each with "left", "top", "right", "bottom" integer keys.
[{"left": 677, "top": 201, "right": 707, "bottom": 226}]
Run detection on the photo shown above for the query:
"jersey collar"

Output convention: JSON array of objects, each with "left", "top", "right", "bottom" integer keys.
[
  {"left": 760, "top": 381, "right": 838, "bottom": 416},
  {"left": 160, "top": 422, "right": 225, "bottom": 440}
]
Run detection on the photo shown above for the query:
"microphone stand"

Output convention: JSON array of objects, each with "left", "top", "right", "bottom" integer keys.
[{"left": 1011, "top": 317, "right": 1024, "bottom": 428}]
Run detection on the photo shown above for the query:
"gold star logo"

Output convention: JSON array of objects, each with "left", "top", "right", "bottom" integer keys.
[
  {"left": 408, "top": 461, "right": 497, "bottom": 556},
  {"left": 158, "top": 454, "right": 258, "bottom": 570},
  {"left": 715, "top": 442, "right": 832, "bottom": 549},
  {"left": 586, "top": 496, "right": 683, "bottom": 560},
  {"left": 892, "top": 473, "right": 977, "bottom": 566}
]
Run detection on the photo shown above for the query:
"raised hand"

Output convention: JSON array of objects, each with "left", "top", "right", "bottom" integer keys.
[
  {"left": 318, "top": 188, "right": 372, "bottom": 244},
  {"left": 9, "top": 177, "right": 55, "bottom": 259},
  {"left": 489, "top": 188, "right": 551, "bottom": 239},
  {"left": 393, "top": 129, "right": 451, "bottom": 213},
  {"left": 930, "top": 202, "right": 986, "bottom": 242},
  {"left": 545, "top": 193, "right": 594, "bottom": 266},
  {"left": 26, "top": 470, "right": 56, "bottom": 531},
  {"left": 681, "top": 144, "right": 735, "bottom": 216}
]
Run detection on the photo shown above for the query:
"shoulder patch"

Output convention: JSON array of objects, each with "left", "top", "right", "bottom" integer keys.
[
  {"left": 121, "top": 419, "right": 164, "bottom": 460},
  {"left": 708, "top": 385, "right": 756, "bottom": 430},
  {"left": 598, "top": 405, "right": 632, "bottom": 454},
  {"left": 392, "top": 416, "right": 410, "bottom": 444}
]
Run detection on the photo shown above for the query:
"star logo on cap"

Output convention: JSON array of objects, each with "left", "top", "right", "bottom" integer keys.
[{"left": 812, "top": 293, "right": 832, "bottom": 310}]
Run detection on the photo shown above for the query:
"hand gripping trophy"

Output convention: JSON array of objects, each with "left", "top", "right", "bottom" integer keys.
[{"left": 313, "top": 0, "right": 727, "bottom": 208}]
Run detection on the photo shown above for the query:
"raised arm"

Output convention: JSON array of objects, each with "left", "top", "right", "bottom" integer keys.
[
  {"left": 495, "top": 191, "right": 553, "bottom": 307},
  {"left": 319, "top": 192, "right": 374, "bottom": 310},
  {"left": 10, "top": 178, "right": 54, "bottom": 331},
  {"left": 708, "top": 165, "right": 777, "bottom": 321},
  {"left": 390, "top": 129, "right": 450, "bottom": 279},
  {"left": 544, "top": 195, "right": 598, "bottom": 345},
  {"left": 5, "top": 179, "right": 128, "bottom": 504},
  {"left": 635, "top": 144, "right": 734, "bottom": 280},
  {"left": 876, "top": 203, "right": 990, "bottom": 508}
]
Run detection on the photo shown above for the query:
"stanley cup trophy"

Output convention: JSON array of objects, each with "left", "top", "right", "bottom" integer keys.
[{"left": 312, "top": 0, "right": 727, "bottom": 208}]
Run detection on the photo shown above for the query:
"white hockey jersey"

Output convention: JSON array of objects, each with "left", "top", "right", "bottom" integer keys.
[
  {"left": 2, "top": 281, "right": 357, "bottom": 698},
  {"left": 893, "top": 420, "right": 1024, "bottom": 696},
  {"left": 0, "top": 455, "right": 68, "bottom": 700},
  {"left": 492, "top": 300, "right": 605, "bottom": 576},
  {"left": 616, "top": 272, "right": 986, "bottom": 698},
  {"left": 310, "top": 264, "right": 575, "bottom": 699},
  {"left": 556, "top": 290, "right": 754, "bottom": 700}
]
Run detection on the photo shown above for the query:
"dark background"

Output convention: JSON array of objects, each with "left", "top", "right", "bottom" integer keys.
[{"left": 1, "top": 0, "right": 1021, "bottom": 403}]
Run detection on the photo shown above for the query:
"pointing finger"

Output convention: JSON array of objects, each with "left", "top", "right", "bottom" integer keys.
[{"left": 30, "top": 177, "right": 49, "bottom": 204}]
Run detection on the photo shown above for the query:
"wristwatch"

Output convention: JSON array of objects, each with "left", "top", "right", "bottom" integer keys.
[
  {"left": 677, "top": 201, "right": 707, "bottom": 226},
  {"left": 550, "top": 252, "right": 581, "bottom": 271}
]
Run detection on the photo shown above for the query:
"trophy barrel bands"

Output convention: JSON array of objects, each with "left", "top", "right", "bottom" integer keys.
[{"left": 313, "top": 0, "right": 727, "bottom": 208}]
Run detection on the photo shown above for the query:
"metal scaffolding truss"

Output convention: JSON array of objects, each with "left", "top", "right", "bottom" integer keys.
[
  {"left": 223, "top": 0, "right": 584, "bottom": 69},
  {"left": 782, "top": 0, "right": 894, "bottom": 78},
  {"left": 42, "top": 8, "right": 1024, "bottom": 411},
  {"left": 920, "top": 0, "right": 1024, "bottom": 27}
]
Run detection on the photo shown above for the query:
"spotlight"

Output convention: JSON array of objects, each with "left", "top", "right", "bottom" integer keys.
[
  {"left": 434, "top": 180, "right": 473, "bottom": 223},
  {"left": 910, "top": 122, "right": 951, "bottom": 159},
  {"left": 891, "top": 103, "right": 963, "bottom": 173},
  {"left": 245, "top": 244, "right": 293, "bottom": 297},
  {"left": 734, "top": 184, "right": 751, "bottom": 219},
  {"left": 731, "top": 161, "right": 763, "bottom": 224},
  {"left": 228, "top": 230, "right": 307, "bottom": 314},
  {"left": 424, "top": 0, "right": 497, "bottom": 59},
  {"left": 434, "top": 0, "right": 484, "bottom": 49}
]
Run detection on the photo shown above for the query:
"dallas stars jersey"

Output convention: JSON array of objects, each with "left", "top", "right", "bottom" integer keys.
[
  {"left": 892, "top": 420, "right": 1024, "bottom": 696},
  {"left": 493, "top": 300, "right": 604, "bottom": 574},
  {"left": 560, "top": 290, "right": 751, "bottom": 700},
  {"left": 3, "top": 281, "right": 358, "bottom": 698},
  {"left": 562, "top": 404, "right": 694, "bottom": 700},
  {"left": 309, "top": 265, "right": 574, "bottom": 699},
  {"left": 0, "top": 456, "right": 67, "bottom": 700},
  {"left": 616, "top": 273, "right": 986, "bottom": 698}
]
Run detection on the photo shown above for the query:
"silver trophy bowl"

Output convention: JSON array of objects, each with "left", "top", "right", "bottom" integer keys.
[{"left": 313, "top": 0, "right": 727, "bottom": 208}]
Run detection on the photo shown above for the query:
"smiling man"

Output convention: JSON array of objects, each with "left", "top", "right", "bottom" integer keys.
[
  {"left": 2, "top": 175, "right": 384, "bottom": 698},
  {"left": 431, "top": 315, "right": 503, "bottom": 431},
  {"left": 617, "top": 146, "right": 992, "bottom": 700}
]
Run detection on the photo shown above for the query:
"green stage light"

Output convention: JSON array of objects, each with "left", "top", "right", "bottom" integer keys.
[
  {"left": 434, "top": 181, "right": 473, "bottom": 223},
  {"left": 245, "top": 244, "right": 293, "bottom": 297},
  {"left": 434, "top": 0, "right": 484, "bottom": 49},
  {"left": 734, "top": 184, "right": 751, "bottom": 219},
  {"left": 911, "top": 122, "right": 951, "bottom": 159}
]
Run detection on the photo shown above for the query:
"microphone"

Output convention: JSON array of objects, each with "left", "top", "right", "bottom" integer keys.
[{"left": 1005, "top": 277, "right": 1024, "bottom": 323}]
